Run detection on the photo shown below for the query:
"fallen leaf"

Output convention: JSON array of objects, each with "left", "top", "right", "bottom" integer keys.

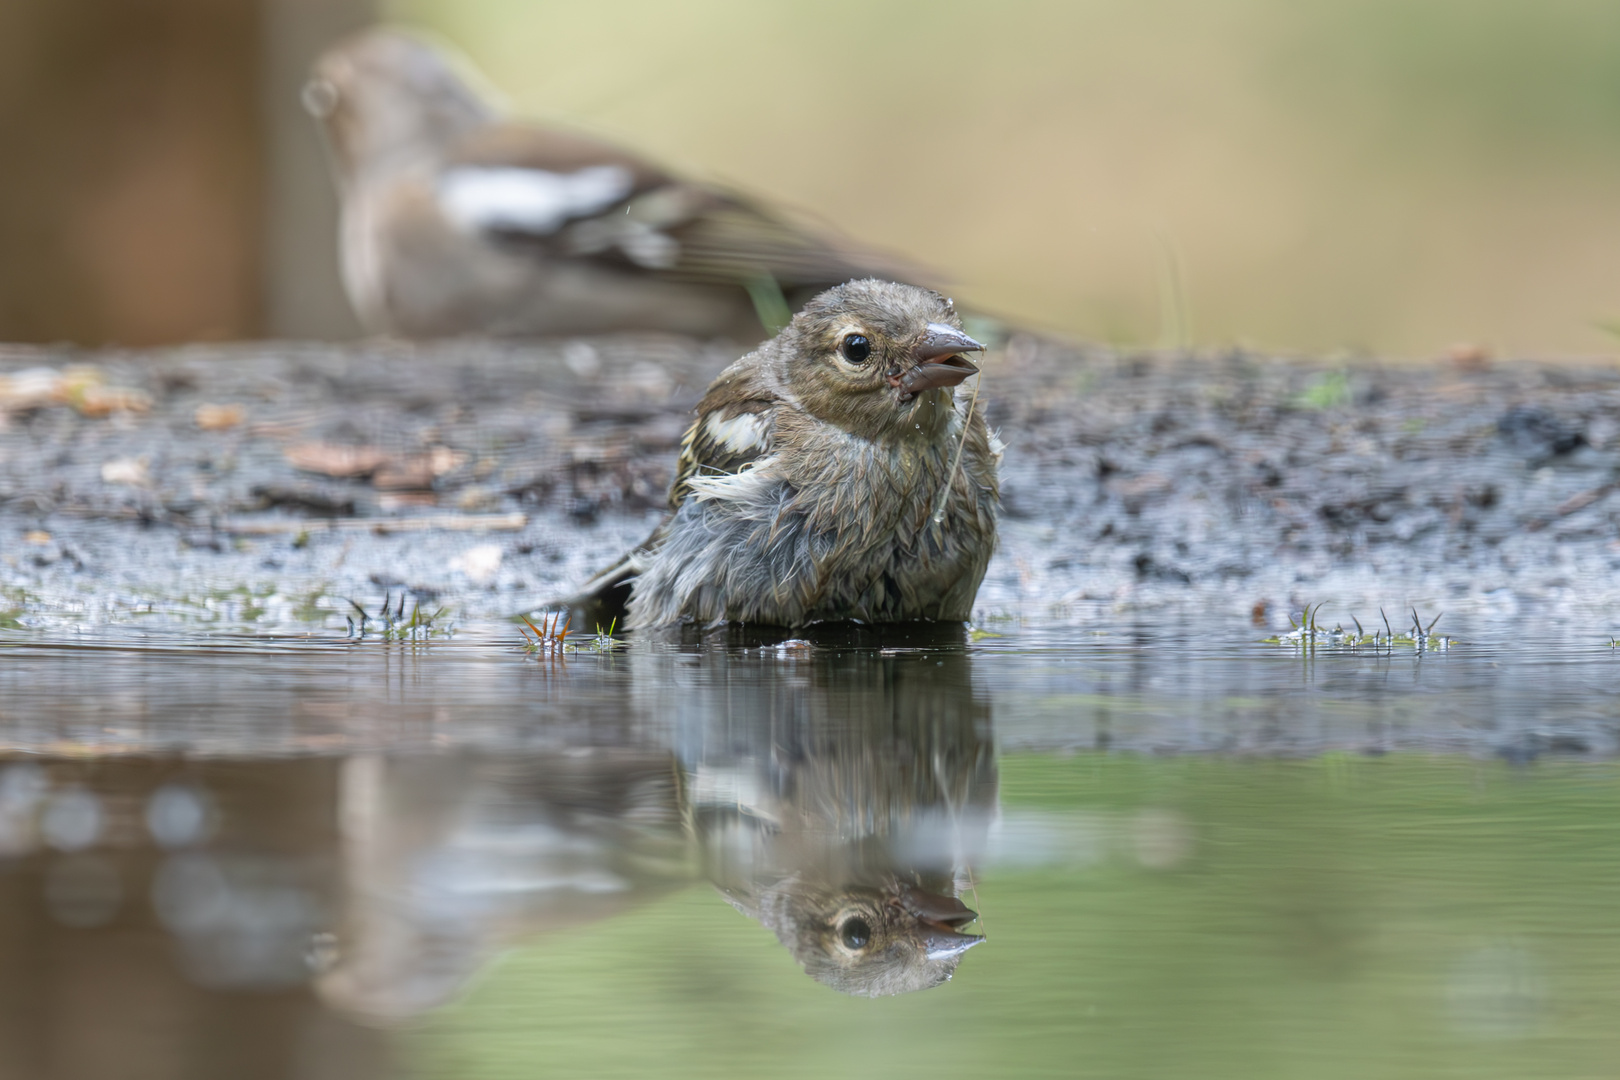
[
  {"left": 374, "top": 447, "right": 467, "bottom": 490},
  {"left": 284, "top": 442, "right": 392, "bottom": 478},
  {"left": 73, "top": 384, "right": 151, "bottom": 417},
  {"left": 195, "top": 403, "right": 246, "bottom": 430},
  {"left": 59, "top": 366, "right": 149, "bottom": 416},
  {"left": 372, "top": 457, "right": 436, "bottom": 490},
  {"left": 0, "top": 366, "right": 148, "bottom": 416}
]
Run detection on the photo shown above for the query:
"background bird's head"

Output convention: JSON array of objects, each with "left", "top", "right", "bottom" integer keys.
[
  {"left": 304, "top": 28, "right": 497, "bottom": 183},
  {"left": 749, "top": 875, "right": 983, "bottom": 998},
  {"left": 776, "top": 280, "right": 985, "bottom": 441}
]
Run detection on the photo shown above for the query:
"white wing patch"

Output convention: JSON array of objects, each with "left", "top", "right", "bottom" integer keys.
[
  {"left": 567, "top": 215, "right": 680, "bottom": 269},
  {"left": 438, "top": 165, "right": 634, "bottom": 236},
  {"left": 704, "top": 411, "right": 769, "bottom": 455}
]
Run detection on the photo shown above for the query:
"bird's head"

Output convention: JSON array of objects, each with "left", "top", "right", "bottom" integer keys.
[
  {"left": 777, "top": 280, "right": 985, "bottom": 441},
  {"left": 303, "top": 28, "right": 496, "bottom": 181},
  {"left": 763, "top": 878, "right": 983, "bottom": 997}
]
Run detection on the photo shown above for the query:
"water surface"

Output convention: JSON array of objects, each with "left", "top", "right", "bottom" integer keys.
[{"left": 1, "top": 615, "right": 1617, "bottom": 1078}]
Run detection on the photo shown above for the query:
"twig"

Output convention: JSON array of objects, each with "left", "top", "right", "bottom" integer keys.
[
  {"left": 933, "top": 368, "right": 985, "bottom": 526},
  {"left": 220, "top": 512, "right": 527, "bottom": 535}
]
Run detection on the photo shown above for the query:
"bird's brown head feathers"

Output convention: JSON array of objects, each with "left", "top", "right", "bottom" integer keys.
[
  {"left": 304, "top": 28, "right": 496, "bottom": 181},
  {"left": 773, "top": 280, "right": 985, "bottom": 441}
]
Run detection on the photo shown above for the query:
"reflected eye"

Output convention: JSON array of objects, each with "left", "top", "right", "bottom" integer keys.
[
  {"left": 840, "top": 334, "right": 871, "bottom": 364},
  {"left": 839, "top": 917, "right": 872, "bottom": 949}
]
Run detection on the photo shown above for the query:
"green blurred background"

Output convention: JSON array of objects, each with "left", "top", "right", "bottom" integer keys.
[
  {"left": 6, "top": 0, "right": 1620, "bottom": 356},
  {"left": 417, "top": 753, "right": 1620, "bottom": 1079}
]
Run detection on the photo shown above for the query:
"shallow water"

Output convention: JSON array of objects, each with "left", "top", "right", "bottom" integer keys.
[{"left": 2, "top": 615, "right": 1618, "bottom": 1078}]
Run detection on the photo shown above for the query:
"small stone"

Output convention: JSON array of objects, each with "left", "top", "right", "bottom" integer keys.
[
  {"left": 100, "top": 457, "right": 151, "bottom": 486},
  {"left": 449, "top": 543, "right": 503, "bottom": 584}
]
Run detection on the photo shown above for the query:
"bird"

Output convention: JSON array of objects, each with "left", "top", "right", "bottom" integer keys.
[
  {"left": 572, "top": 279, "right": 1001, "bottom": 629},
  {"left": 303, "top": 28, "right": 922, "bottom": 340}
]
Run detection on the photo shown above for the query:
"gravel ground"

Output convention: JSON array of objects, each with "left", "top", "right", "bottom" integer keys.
[{"left": 2, "top": 335, "right": 1618, "bottom": 632}]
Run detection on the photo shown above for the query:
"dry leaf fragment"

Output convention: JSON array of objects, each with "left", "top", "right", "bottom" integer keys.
[
  {"left": 195, "top": 403, "right": 246, "bottom": 430},
  {"left": 0, "top": 366, "right": 148, "bottom": 416},
  {"left": 59, "top": 366, "right": 150, "bottom": 416},
  {"left": 372, "top": 457, "right": 435, "bottom": 490},
  {"left": 373, "top": 447, "right": 468, "bottom": 490},
  {"left": 73, "top": 384, "right": 151, "bottom": 417},
  {"left": 283, "top": 442, "right": 392, "bottom": 478}
]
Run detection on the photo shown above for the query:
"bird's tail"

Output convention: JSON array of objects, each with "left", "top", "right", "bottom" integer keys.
[{"left": 550, "top": 546, "right": 651, "bottom": 633}]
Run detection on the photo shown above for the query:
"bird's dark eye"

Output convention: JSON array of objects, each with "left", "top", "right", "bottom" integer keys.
[
  {"left": 840, "top": 334, "right": 871, "bottom": 364},
  {"left": 839, "top": 917, "right": 872, "bottom": 950}
]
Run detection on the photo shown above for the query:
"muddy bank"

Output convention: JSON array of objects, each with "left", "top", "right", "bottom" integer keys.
[{"left": 2, "top": 336, "right": 1618, "bottom": 632}]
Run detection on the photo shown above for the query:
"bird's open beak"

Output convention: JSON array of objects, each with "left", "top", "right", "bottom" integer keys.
[
  {"left": 899, "top": 884, "right": 984, "bottom": 961},
  {"left": 896, "top": 323, "right": 985, "bottom": 399}
]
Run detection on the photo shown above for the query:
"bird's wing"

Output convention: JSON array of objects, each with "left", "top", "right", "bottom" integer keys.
[
  {"left": 668, "top": 361, "right": 781, "bottom": 509},
  {"left": 438, "top": 123, "right": 925, "bottom": 291},
  {"left": 555, "top": 358, "right": 779, "bottom": 625}
]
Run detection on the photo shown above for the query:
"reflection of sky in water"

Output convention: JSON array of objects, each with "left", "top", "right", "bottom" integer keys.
[
  {"left": 153, "top": 853, "right": 326, "bottom": 989},
  {"left": 1448, "top": 944, "right": 1547, "bottom": 1040}
]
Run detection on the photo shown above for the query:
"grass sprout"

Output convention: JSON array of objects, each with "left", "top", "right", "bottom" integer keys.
[
  {"left": 518, "top": 611, "right": 571, "bottom": 657},
  {"left": 518, "top": 613, "right": 623, "bottom": 657},
  {"left": 575, "top": 618, "right": 626, "bottom": 653},
  {"left": 346, "top": 592, "right": 449, "bottom": 641},
  {"left": 1265, "top": 604, "right": 1451, "bottom": 652}
]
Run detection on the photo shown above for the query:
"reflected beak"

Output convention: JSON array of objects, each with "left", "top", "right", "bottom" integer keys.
[
  {"left": 899, "top": 884, "right": 984, "bottom": 961},
  {"left": 895, "top": 323, "right": 985, "bottom": 399}
]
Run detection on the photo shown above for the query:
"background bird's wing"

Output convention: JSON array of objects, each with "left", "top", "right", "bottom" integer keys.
[{"left": 440, "top": 124, "right": 928, "bottom": 292}]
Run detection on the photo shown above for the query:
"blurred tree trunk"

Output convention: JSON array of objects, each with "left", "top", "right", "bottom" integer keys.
[{"left": 0, "top": 0, "right": 369, "bottom": 345}]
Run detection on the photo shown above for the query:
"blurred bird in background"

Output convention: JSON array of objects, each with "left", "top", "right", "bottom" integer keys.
[
  {"left": 573, "top": 280, "right": 1001, "bottom": 629},
  {"left": 318, "top": 748, "right": 691, "bottom": 1023},
  {"left": 303, "top": 28, "right": 923, "bottom": 341}
]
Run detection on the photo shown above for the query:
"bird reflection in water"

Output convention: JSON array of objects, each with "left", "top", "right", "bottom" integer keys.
[
  {"left": 319, "top": 624, "right": 994, "bottom": 1017},
  {"left": 668, "top": 624, "right": 994, "bottom": 997}
]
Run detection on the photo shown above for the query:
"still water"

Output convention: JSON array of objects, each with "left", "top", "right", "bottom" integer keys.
[{"left": 1, "top": 615, "right": 1618, "bottom": 1079}]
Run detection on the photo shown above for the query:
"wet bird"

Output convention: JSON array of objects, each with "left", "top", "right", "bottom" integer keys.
[
  {"left": 303, "top": 28, "right": 919, "bottom": 340},
  {"left": 574, "top": 279, "right": 1001, "bottom": 629}
]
